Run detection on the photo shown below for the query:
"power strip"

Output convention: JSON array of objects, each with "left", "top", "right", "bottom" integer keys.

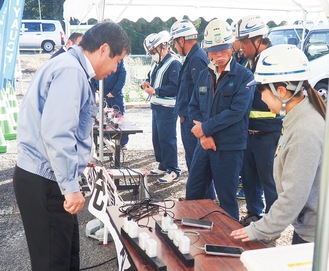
[
  {"left": 121, "top": 227, "right": 167, "bottom": 271},
  {"left": 155, "top": 221, "right": 195, "bottom": 267}
]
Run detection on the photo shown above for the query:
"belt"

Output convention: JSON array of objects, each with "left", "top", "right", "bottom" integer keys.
[{"left": 248, "top": 130, "right": 272, "bottom": 135}]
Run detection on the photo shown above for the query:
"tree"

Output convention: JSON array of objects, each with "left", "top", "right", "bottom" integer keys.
[
  {"left": 23, "top": 0, "right": 65, "bottom": 20},
  {"left": 21, "top": 1, "right": 214, "bottom": 54},
  {"left": 119, "top": 16, "right": 211, "bottom": 54}
]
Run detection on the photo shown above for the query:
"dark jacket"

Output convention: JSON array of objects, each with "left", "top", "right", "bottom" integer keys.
[
  {"left": 247, "top": 48, "right": 282, "bottom": 132},
  {"left": 175, "top": 43, "right": 209, "bottom": 117},
  {"left": 92, "top": 61, "right": 127, "bottom": 114},
  {"left": 189, "top": 59, "right": 255, "bottom": 150},
  {"left": 50, "top": 46, "right": 66, "bottom": 59}
]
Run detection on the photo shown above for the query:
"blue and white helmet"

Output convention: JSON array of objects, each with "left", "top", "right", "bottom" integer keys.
[
  {"left": 170, "top": 19, "right": 198, "bottom": 40},
  {"left": 231, "top": 21, "right": 238, "bottom": 37},
  {"left": 143, "top": 31, "right": 171, "bottom": 54},
  {"left": 202, "top": 19, "right": 234, "bottom": 52},
  {"left": 251, "top": 44, "right": 310, "bottom": 85},
  {"left": 236, "top": 15, "right": 268, "bottom": 41}
]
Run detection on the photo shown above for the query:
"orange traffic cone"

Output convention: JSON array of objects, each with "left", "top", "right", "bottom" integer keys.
[
  {"left": 0, "top": 90, "right": 17, "bottom": 140},
  {"left": 0, "top": 126, "right": 8, "bottom": 153}
]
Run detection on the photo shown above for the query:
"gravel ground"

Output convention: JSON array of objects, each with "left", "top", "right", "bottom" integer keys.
[{"left": 0, "top": 52, "right": 292, "bottom": 271}]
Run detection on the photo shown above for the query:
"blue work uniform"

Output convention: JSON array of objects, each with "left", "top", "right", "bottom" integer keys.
[
  {"left": 241, "top": 87, "right": 282, "bottom": 216},
  {"left": 91, "top": 61, "right": 126, "bottom": 113},
  {"left": 233, "top": 50, "right": 248, "bottom": 67},
  {"left": 175, "top": 43, "right": 209, "bottom": 170},
  {"left": 102, "top": 61, "right": 127, "bottom": 113},
  {"left": 146, "top": 53, "right": 182, "bottom": 175},
  {"left": 92, "top": 61, "right": 128, "bottom": 145},
  {"left": 187, "top": 58, "right": 255, "bottom": 219},
  {"left": 240, "top": 51, "right": 282, "bottom": 218}
]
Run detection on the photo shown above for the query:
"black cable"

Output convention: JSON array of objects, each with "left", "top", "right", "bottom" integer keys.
[
  {"left": 199, "top": 210, "right": 239, "bottom": 223},
  {"left": 118, "top": 199, "right": 176, "bottom": 223},
  {"left": 79, "top": 256, "right": 117, "bottom": 270},
  {"left": 125, "top": 166, "right": 154, "bottom": 199},
  {"left": 121, "top": 168, "right": 140, "bottom": 202}
]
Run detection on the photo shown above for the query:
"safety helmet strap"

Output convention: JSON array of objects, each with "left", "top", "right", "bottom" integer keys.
[{"left": 269, "top": 81, "right": 304, "bottom": 116}]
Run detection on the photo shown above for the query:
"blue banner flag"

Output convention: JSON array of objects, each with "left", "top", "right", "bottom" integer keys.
[
  {"left": 0, "top": 0, "right": 9, "bottom": 91},
  {"left": 0, "top": 0, "right": 25, "bottom": 91}
]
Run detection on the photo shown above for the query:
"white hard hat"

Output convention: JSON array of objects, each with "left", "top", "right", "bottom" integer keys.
[
  {"left": 158, "top": 30, "right": 172, "bottom": 44},
  {"left": 170, "top": 19, "right": 198, "bottom": 40},
  {"left": 250, "top": 44, "right": 310, "bottom": 85},
  {"left": 143, "top": 31, "right": 171, "bottom": 54},
  {"left": 143, "top": 33, "right": 157, "bottom": 53},
  {"left": 236, "top": 15, "right": 268, "bottom": 41},
  {"left": 202, "top": 19, "right": 234, "bottom": 52},
  {"left": 231, "top": 21, "right": 238, "bottom": 36}
]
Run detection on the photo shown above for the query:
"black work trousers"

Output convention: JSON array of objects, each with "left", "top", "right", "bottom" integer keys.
[{"left": 13, "top": 166, "right": 80, "bottom": 271}]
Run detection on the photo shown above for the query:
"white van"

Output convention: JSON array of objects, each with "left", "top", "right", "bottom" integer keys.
[
  {"left": 269, "top": 24, "right": 329, "bottom": 102},
  {"left": 19, "top": 19, "right": 65, "bottom": 53}
]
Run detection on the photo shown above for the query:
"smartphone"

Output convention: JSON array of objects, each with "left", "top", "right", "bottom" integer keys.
[
  {"left": 205, "top": 244, "right": 244, "bottom": 257},
  {"left": 181, "top": 217, "right": 213, "bottom": 229}
]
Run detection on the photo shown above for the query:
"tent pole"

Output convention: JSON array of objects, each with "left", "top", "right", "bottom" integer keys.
[
  {"left": 313, "top": 100, "right": 329, "bottom": 271},
  {"left": 98, "top": 79, "right": 104, "bottom": 162}
]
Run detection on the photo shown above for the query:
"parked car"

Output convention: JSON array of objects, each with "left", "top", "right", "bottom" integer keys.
[
  {"left": 19, "top": 19, "right": 65, "bottom": 53},
  {"left": 269, "top": 24, "right": 329, "bottom": 102}
]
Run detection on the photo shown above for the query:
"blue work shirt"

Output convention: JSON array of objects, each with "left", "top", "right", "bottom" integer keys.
[{"left": 16, "top": 46, "right": 98, "bottom": 195}]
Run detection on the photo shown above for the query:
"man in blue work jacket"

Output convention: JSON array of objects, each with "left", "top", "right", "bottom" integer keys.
[
  {"left": 170, "top": 19, "right": 209, "bottom": 171},
  {"left": 186, "top": 19, "right": 255, "bottom": 219},
  {"left": 235, "top": 15, "right": 282, "bottom": 226},
  {"left": 92, "top": 60, "right": 128, "bottom": 146},
  {"left": 142, "top": 31, "right": 182, "bottom": 183}
]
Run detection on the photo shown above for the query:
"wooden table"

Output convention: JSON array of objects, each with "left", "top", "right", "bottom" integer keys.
[
  {"left": 108, "top": 199, "right": 267, "bottom": 271},
  {"left": 93, "top": 121, "right": 143, "bottom": 167}
]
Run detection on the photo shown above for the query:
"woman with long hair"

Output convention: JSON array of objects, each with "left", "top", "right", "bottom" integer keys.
[{"left": 231, "top": 44, "right": 326, "bottom": 245}]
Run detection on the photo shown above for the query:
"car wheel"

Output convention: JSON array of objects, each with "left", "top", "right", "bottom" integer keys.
[
  {"left": 42, "top": 40, "right": 55, "bottom": 53},
  {"left": 314, "top": 82, "right": 328, "bottom": 103}
]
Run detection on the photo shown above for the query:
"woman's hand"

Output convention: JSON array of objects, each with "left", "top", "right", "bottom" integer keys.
[{"left": 230, "top": 227, "right": 250, "bottom": 242}]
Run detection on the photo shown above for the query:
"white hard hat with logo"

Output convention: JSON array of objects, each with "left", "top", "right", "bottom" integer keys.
[
  {"left": 249, "top": 44, "right": 311, "bottom": 116},
  {"left": 143, "top": 31, "right": 171, "bottom": 54},
  {"left": 231, "top": 21, "right": 238, "bottom": 37},
  {"left": 236, "top": 15, "right": 268, "bottom": 41},
  {"left": 202, "top": 19, "right": 235, "bottom": 52},
  {"left": 170, "top": 19, "right": 198, "bottom": 40},
  {"left": 251, "top": 44, "right": 310, "bottom": 85}
]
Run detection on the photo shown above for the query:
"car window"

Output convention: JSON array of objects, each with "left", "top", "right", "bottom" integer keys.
[
  {"left": 23, "top": 22, "right": 41, "bottom": 32},
  {"left": 42, "top": 23, "right": 55, "bottom": 32},
  {"left": 308, "top": 31, "right": 329, "bottom": 43},
  {"left": 268, "top": 29, "right": 304, "bottom": 48},
  {"left": 305, "top": 30, "right": 329, "bottom": 61}
]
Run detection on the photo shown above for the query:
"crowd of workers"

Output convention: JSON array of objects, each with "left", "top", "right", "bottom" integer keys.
[
  {"left": 141, "top": 15, "right": 326, "bottom": 246},
  {"left": 12, "top": 14, "right": 326, "bottom": 270}
]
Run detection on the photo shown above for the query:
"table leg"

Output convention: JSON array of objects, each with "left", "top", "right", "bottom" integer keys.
[
  {"left": 139, "top": 175, "right": 150, "bottom": 199},
  {"left": 93, "top": 133, "right": 98, "bottom": 151},
  {"left": 114, "top": 139, "right": 121, "bottom": 168}
]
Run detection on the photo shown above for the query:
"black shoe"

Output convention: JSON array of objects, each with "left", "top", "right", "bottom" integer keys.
[{"left": 239, "top": 214, "right": 262, "bottom": 226}]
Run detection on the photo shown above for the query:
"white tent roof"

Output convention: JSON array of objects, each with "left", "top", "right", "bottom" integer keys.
[{"left": 64, "top": 0, "right": 329, "bottom": 24}]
